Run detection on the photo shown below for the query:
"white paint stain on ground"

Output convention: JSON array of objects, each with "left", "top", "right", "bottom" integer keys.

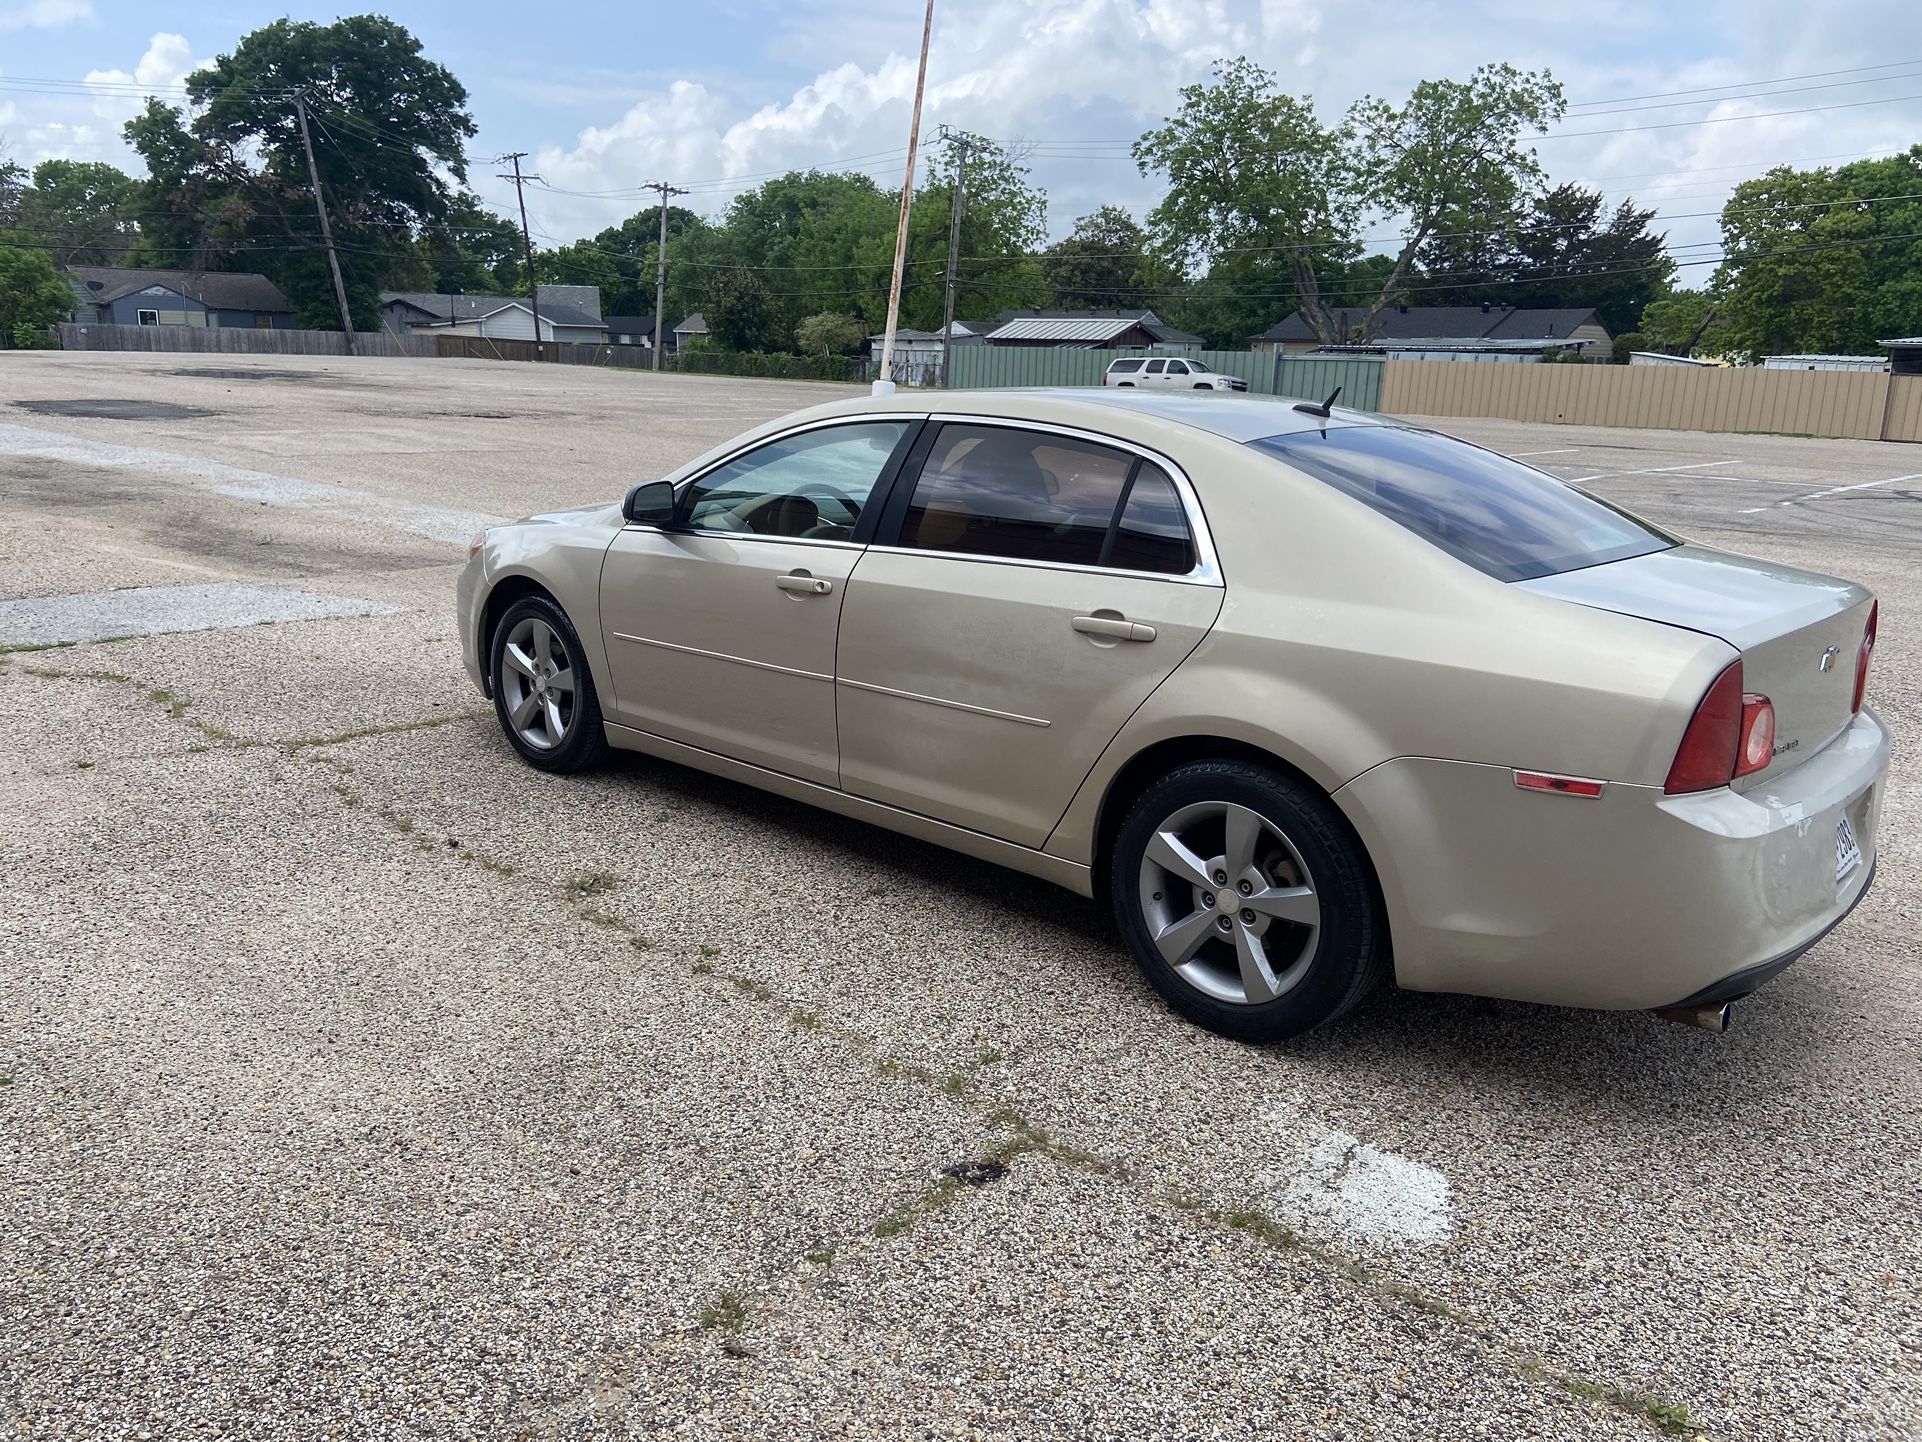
[
  {"left": 0, "top": 423, "right": 502, "bottom": 545},
  {"left": 0, "top": 582, "right": 400, "bottom": 645},
  {"left": 1260, "top": 1104, "right": 1453, "bottom": 1250}
]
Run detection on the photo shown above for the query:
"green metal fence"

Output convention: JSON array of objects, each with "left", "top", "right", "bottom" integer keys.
[
  {"left": 945, "top": 345, "right": 1384, "bottom": 411},
  {"left": 1273, "top": 354, "right": 1383, "bottom": 411}
]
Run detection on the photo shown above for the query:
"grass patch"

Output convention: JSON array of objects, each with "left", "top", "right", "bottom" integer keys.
[
  {"left": 565, "top": 870, "right": 622, "bottom": 900},
  {"left": 872, "top": 1175, "right": 963, "bottom": 1240},
  {"left": 791, "top": 1008, "right": 821, "bottom": 1030},
  {"left": 0, "top": 640, "right": 76, "bottom": 656},
  {"left": 698, "top": 1291, "right": 747, "bottom": 1332},
  {"left": 804, "top": 1247, "right": 835, "bottom": 1266},
  {"left": 698, "top": 944, "right": 721, "bottom": 959},
  {"left": 1521, "top": 1365, "right": 1693, "bottom": 1436}
]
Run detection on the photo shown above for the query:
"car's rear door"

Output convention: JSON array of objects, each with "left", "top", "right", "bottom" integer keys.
[
  {"left": 599, "top": 417, "right": 921, "bottom": 786},
  {"left": 834, "top": 419, "right": 1225, "bottom": 847}
]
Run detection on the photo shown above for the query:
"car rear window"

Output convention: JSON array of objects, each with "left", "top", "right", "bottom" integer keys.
[{"left": 1248, "top": 426, "right": 1674, "bottom": 582}]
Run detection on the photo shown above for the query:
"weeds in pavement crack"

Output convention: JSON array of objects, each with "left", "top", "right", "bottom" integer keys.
[{"left": 698, "top": 1291, "right": 748, "bottom": 1333}]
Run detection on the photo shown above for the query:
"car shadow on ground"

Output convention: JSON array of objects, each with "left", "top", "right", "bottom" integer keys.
[{"left": 567, "top": 743, "right": 1837, "bottom": 1120}]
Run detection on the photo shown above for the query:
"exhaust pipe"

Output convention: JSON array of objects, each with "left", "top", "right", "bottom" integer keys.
[{"left": 1653, "top": 1001, "right": 1732, "bottom": 1034}]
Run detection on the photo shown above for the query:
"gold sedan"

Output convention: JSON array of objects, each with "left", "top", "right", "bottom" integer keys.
[{"left": 458, "top": 390, "right": 1887, "bottom": 1041}]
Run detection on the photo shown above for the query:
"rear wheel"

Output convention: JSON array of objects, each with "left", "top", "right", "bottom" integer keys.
[
  {"left": 1110, "top": 760, "right": 1386, "bottom": 1041},
  {"left": 489, "top": 593, "right": 611, "bottom": 773}
]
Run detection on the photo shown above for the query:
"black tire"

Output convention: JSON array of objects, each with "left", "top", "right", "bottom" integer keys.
[
  {"left": 1109, "top": 760, "right": 1387, "bottom": 1042},
  {"left": 489, "top": 592, "right": 612, "bottom": 774}
]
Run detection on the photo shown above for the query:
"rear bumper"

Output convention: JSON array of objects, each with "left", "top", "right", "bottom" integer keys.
[{"left": 1334, "top": 707, "right": 1889, "bottom": 1011}]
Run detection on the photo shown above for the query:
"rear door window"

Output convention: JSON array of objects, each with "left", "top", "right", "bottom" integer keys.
[
  {"left": 893, "top": 424, "right": 1196, "bottom": 574},
  {"left": 1249, "top": 425, "right": 1673, "bottom": 581},
  {"left": 1143, "top": 360, "right": 1166, "bottom": 375}
]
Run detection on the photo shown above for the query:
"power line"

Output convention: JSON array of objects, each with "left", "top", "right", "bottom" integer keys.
[
  {"left": 644, "top": 180, "right": 688, "bottom": 363},
  {"left": 1566, "top": 58, "right": 1922, "bottom": 108},
  {"left": 497, "top": 153, "right": 546, "bottom": 358}
]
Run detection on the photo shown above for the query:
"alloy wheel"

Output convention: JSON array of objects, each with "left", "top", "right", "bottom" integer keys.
[
  {"left": 1136, "top": 800, "right": 1321, "bottom": 1005},
  {"left": 499, "top": 615, "right": 576, "bottom": 751}
]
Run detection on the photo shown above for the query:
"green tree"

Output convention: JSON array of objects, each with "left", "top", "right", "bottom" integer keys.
[
  {"left": 1041, "top": 206, "right": 1160, "bottom": 309},
  {"left": 416, "top": 197, "right": 523, "bottom": 293},
  {"left": 909, "top": 140, "right": 1048, "bottom": 329},
  {"left": 0, "top": 243, "right": 75, "bottom": 346},
  {"left": 1711, "top": 147, "right": 1922, "bottom": 361},
  {"left": 587, "top": 204, "right": 710, "bottom": 316},
  {"left": 0, "top": 141, "right": 28, "bottom": 230},
  {"left": 1134, "top": 58, "right": 1357, "bottom": 339},
  {"left": 705, "top": 266, "right": 781, "bottom": 351},
  {"left": 125, "top": 15, "right": 475, "bottom": 328},
  {"left": 795, "top": 310, "right": 866, "bottom": 355},
  {"left": 17, "top": 160, "right": 143, "bottom": 266},
  {"left": 1136, "top": 58, "right": 1564, "bottom": 342},
  {"left": 1639, "top": 289, "right": 1720, "bottom": 356}
]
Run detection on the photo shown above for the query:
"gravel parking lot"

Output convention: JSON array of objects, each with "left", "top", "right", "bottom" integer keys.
[{"left": 3, "top": 352, "right": 1917, "bottom": 1441}]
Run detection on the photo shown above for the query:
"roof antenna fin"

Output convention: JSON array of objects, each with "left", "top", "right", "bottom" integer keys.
[{"left": 1293, "top": 386, "right": 1342, "bottom": 419}]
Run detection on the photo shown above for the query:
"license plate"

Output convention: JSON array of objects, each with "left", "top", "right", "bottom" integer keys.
[{"left": 1836, "top": 814, "right": 1864, "bottom": 885}]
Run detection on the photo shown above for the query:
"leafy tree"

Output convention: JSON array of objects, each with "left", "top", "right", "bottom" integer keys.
[
  {"left": 1711, "top": 147, "right": 1922, "bottom": 360},
  {"left": 905, "top": 140, "right": 1048, "bottom": 330},
  {"left": 1134, "top": 59, "right": 1358, "bottom": 339},
  {"left": 705, "top": 266, "right": 781, "bottom": 351},
  {"left": 795, "top": 310, "right": 866, "bottom": 355},
  {"left": 17, "top": 160, "right": 143, "bottom": 266},
  {"left": 1136, "top": 58, "right": 1564, "bottom": 342},
  {"left": 1041, "top": 206, "right": 1162, "bottom": 309},
  {"left": 587, "top": 204, "right": 710, "bottom": 316},
  {"left": 125, "top": 15, "right": 475, "bottom": 328},
  {"left": 0, "top": 243, "right": 75, "bottom": 346},
  {"left": 1639, "top": 289, "right": 1720, "bottom": 356},
  {"left": 1417, "top": 184, "right": 1671, "bottom": 332},
  {"left": 0, "top": 140, "right": 26, "bottom": 230},
  {"left": 414, "top": 197, "right": 523, "bottom": 293},
  {"left": 1611, "top": 331, "right": 1647, "bottom": 363}
]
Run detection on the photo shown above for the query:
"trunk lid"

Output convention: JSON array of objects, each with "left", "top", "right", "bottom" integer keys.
[{"left": 1518, "top": 544, "right": 1873, "bottom": 786}]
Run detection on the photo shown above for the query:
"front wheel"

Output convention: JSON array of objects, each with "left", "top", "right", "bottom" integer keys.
[
  {"left": 1110, "top": 760, "right": 1387, "bottom": 1041},
  {"left": 489, "top": 593, "right": 612, "bottom": 773}
]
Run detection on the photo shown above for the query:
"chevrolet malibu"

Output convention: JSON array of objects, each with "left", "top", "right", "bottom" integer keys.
[{"left": 458, "top": 390, "right": 1886, "bottom": 1041}]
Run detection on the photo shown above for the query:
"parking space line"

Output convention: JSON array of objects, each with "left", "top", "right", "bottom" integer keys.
[
  {"left": 1739, "top": 472, "right": 1922, "bottom": 512},
  {"left": 1564, "top": 461, "right": 1728, "bottom": 483},
  {"left": 1509, "top": 448, "right": 1584, "bottom": 457}
]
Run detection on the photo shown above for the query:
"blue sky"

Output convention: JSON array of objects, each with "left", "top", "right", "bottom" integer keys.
[{"left": 4, "top": 0, "right": 1921, "bottom": 261}]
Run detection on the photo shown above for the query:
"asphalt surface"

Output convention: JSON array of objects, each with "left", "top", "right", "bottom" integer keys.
[{"left": 2, "top": 352, "right": 1917, "bottom": 1441}]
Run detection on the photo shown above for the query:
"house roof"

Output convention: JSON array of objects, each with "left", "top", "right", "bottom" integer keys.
[
  {"left": 68, "top": 266, "right": 294, "bottom": 313},
  {"left": 987, "top": 316, "right": 1153, "bottom": 343},
  {"left": 1255, "top": 305, "right": 1606, "bottom": 344},
  {"left": 674, "top": 312, "right": 708, "bottom": 333},
  {"left": 380, "top": 291, "right": 608, "bottom": 330},
  {"left": 603, "top": 315, "right": 657, "bottom": 333},
  {"left": 1878, "top": 337, "right": 1922, "bottom": 347}
]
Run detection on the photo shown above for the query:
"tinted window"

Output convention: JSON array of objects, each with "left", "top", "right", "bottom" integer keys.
[
  {"left": 1249, "top": 426, "right": 1673, "bottom": 582},
  {"left": 1108, "top": 358, "right": 1144, "bottom": 373},
  {"left": 1187, "top": 359, "right": 1211, "bottom": 372},
  {"left": 682, "top": 422, "right": 911, "bottom": 539},
  {"left": 1105, "top": 465, "right": 1196, "bottom": 575},
  {"left": 897, "top": 426, "right": 1195, "bottom": 574},
  {"left": 1144, "top": 360, "right": 1166, "bottom": 374}
]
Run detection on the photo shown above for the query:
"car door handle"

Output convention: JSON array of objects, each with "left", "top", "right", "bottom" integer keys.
[
  {"left": 776, "top": 572, "right": 833, "bottom": 596},
  {"left": 1072, "top": 615, "right": 1156, "bottom": 642}
]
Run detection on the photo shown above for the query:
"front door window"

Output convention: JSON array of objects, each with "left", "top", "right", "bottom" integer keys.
[{"left": 680, "top": 422, "right": 914, "bottom": 542}]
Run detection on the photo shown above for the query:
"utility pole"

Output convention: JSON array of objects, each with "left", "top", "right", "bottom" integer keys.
[
  {"left": 294, "top": 93, "right": 355, "bottom": 355},
  {"left": 499, "top": 153, "right": 545, "bottom": 360},
  {"left": 936, "top": 126, "right": 980, "bottom": 389},
  {"left": 644, "top": 181, "right": 687, "bottom": 371},
  {"left": 877, "top": 0, "right": 935, "bottom": 394}
]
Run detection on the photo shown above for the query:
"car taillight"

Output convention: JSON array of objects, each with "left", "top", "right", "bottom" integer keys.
[
  {"left": 1735, "top": 693, "right": 1775, "bottom": 777},
  {"left": 1853, "top": 600, "right": 1878, "bottom": 713},
  {"left": 1665, "top": 663, "right": 1745, "bottom": 794}
]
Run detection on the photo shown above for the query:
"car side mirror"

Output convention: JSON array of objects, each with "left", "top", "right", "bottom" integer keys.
[{"left": 623, "top": 480, "right": 677, "bottom": 527}]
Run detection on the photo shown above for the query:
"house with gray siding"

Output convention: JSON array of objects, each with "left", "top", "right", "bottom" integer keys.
[
  {"left": 66, "top": 266, "right": 296, "bottom": 329},
  {"left": 380, "top": 285, "right": 609, "bottom": 344}
]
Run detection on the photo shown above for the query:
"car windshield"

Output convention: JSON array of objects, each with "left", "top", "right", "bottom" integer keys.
[{"left": 1249, "top": 425, "right": 1675, "bottom": 582}]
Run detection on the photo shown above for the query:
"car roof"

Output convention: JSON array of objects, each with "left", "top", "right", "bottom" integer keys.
[{"left": 858, "top": 387, "right": 1388, "bottom": 444}]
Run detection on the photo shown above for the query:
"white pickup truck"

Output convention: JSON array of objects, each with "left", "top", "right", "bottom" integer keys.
[{"left": 1103, "top": 356, "right": 1248, "bottom": 391}]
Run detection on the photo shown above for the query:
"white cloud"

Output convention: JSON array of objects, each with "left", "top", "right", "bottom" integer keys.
[
  {"left": 0, "top": 0, "right": 91, "bottom": 32},
  {"left": 83, "top": 32, "right": 202, "bottom": 124}
]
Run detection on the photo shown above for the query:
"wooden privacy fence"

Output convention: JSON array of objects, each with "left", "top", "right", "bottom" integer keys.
[
  {"left": 945, "top": 346, "right": 1386, "bottom": 410},
  {"left": 1382, "top": 360, "right": 1922, "bottom": 443},
  {"left": 57, "top": 323, "right": 432, "bottom": 357}
]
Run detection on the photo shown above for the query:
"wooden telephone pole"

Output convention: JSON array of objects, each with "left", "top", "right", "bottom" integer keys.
[
  {"left": 645, "top": 181, "right": 688, "bottom": 370},
  {"left": 293, "top": 94, "right": 355, "bottom": 354},
  {"left": 499, "top": 153, "right": 545, "bottom": 359},
  {"left": 936, "top": 126, "right": 981, "bottom": 389}
]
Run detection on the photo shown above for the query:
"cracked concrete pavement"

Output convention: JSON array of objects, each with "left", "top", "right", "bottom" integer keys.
[{"left": 2, "top": 352, "right": 1919, "bottom": 1440}]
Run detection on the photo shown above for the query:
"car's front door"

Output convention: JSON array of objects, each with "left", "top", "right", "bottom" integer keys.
[
  {"left": 1141, "top": 358, "right": 1169, "bottom": 388},
  {"left": 599, "top": 418, "right": 920, "bottom": 786},
  {"left": 835, "top": 421, "right": 1225, "bottom": 847}
]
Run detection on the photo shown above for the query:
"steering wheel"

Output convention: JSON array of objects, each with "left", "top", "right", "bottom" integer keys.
[{"left": 793, "top": 481, "right": 861, "bottom": 519}]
